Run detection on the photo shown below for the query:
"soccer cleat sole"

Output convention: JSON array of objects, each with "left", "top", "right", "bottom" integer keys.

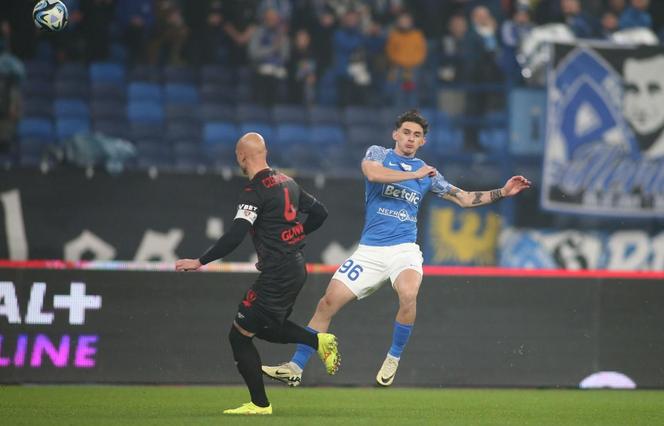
[{"left": 261, "top": 366, "right": 302, "bottom": 387}]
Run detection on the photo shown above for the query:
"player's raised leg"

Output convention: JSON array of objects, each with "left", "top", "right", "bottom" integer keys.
[
  {"left": 376, "top": 268, "right": 422, "bottom": 387},
  {"left": 262, "top": 278, "right": 355, "bottom": 386}
]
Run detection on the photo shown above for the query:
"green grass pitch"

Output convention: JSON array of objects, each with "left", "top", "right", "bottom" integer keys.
[{"left": 2, "top": 385, "right": 663, "bottom": 425}]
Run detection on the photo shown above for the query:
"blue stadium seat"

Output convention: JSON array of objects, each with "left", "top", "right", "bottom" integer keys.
[
  {"left": 54, "top": 80, "right": 90, "bottom": 99},
  {"left": 24, "top": 60, "right": 54, "bottom": 81},
  {"left": 429, "top": 127, "right": 464, "bottom": 154},
  {"left": 173, "top": 142, "right": 205, "bottom": 172},
  {"left": 200, "top": 65, "right": 234, "bottom": 85},
  {"left": 200, "top": 83, "right": 235, "bottom": 104},
  {"left": 240, "top": 122, "right": 274, "bottom": 143},
  {"left": 91, "top": 100, "right": 125, "bottom": 120},
  {"left": 275, "top": 124, "right": 309, "bottom": 146},
  {"left": 56, "top": 118, "right": 90, "bottom": 141},
  {"left": 272, "top": 105, "right": 307, "bottom": 124},
  {"left": 308, "top": 106, "right": 341, "bottom": 125},
  {"left": 94, "top": 119, "right": 129, "bottom": 139},
  {"left": 203, "top": 143, "right": 236, "bottom": 168},
  {"left": 109, "top": 43, "right": 127, "bottom": 64},
  {"left": 128, "top": 82, "right": 162, "bottom": 102},
  {"left": 128, "top": 65, "right": 161, "bottom": 82},
  {"left": 165, "top": 104, "right": 199, "bottom": 122},
  {"left": 90, "top": 62, "right": 125, "bottom": 85},
  {"left": 136, "top": 143, "right": 173, "bottom": 169},
  {"left": 23, "top": 99, "right": 53, "bottom": 118},
  {"left": 200, "top": 103, "right": 235, "bottom": 122},
  {"left": 203, "top": 122, "right": 240, "bottom": 145},
  {"left": 378, "top": 107, "right": 403, "bottom": 128},
  {"left": 91, "top": 82, "right": 126, "bottom": 101},
  {"left": 127, "top": 101, "right": 164, "bottom": 124},
  {"left": 19, "top": 138, "right": 50, "bottom": 166},
  {"left": 18, "top": 118, "right": 54, "bottom": 142},
  {"left": 55, "top": 63, "right": 88, "bottom": 82},
  {"left": 22, "top": 80, "right": 53, "bottom": 100},
  {"left": 166, "top": 121, "right": 200, "bottom": 143},
  {"left": 54, "top": 99, "right": 90, "bottom": 119},
  {"left": 479, "top": 128, "right": 509, "bottom": 152},
  {"left": 129, "top": 122, "right": 164, "bottom": 144},
  {"left": 165, "top": 83, "right": 199, "bottom": 105},
  {"left": 236, "top": 103, "right": 271, "bottom": 122},
  {"left": 163, "top": 66, "right": 196, "bottom": 83},
  {"left": 311, "top": 125, "right": 345, "bottom": 146},
  {"left": 343, "top": 106, "right": 381, "bottom": 127},
  {"left": 347, "top": 124, "right": 377, "bottom": 148}
]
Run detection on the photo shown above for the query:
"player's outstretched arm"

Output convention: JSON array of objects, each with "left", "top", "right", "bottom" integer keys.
[
  {"left": 362, "top": 160, "right": 436, "bottom": 183},
  {"left": 175, "top": 219, "right": 251, "bottom": 271},
  {"left": 441, "top": 175, "right": 531, "bottom": 208}
]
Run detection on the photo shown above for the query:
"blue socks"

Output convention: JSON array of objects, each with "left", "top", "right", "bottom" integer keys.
[
  {"left": 291, "top": 326, "right": 318, "bottom": 370},
  {"left": 388, "top": 321, "right": 413, "bottom": 359}
]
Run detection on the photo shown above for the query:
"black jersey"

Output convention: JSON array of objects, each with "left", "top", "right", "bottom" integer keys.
[
  {"left": 235, "top": 168, "right": 317, "bottom": 269},
  {"left": 234, "top": 168, "right": 319, "bottom": 318}
]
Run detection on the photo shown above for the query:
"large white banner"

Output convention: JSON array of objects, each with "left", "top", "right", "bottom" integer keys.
[{"left": 542, "top": 43, "right": 664, "bottom": 217}]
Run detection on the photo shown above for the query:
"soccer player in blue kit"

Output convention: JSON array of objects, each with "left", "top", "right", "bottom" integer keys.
[{"left": 263, "top": 110, "right": 531, "bottom": 387}]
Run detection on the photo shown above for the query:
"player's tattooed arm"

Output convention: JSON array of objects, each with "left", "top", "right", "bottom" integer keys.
[
  {"left": 440, "top": 176, "right": 531, "bottom": 208},
  {"left": 442, "top": 186, "right": 503, "bottom": 207}
]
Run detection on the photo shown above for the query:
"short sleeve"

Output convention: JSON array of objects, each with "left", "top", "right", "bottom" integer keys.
[
  {"left": 234, "top": 188, "right": 262, "bottom": 225},
  {"left": 430, "top": 172, "right": 452, "bottom": 195},
  {"left": 363, "top": 145, "right": 388, "bottom": 163}
]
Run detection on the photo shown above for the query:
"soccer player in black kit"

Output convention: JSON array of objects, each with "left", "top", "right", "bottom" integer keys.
[{"left": 176, "top": 133, "right": 340, "bottom": 415}]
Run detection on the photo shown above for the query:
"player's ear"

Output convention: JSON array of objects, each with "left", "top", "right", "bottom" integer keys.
[{"left": 392, "top": 129, "right": 398, "bottom": 141}]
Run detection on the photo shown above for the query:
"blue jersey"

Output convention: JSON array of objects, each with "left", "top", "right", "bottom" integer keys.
[{"left": 360, "top": 145, "right": 452, "bottom": 246}]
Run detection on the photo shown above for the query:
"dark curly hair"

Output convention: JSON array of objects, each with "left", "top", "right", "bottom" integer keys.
[{"left": 395, "top": 109, "right": 429, "bottom": 135}]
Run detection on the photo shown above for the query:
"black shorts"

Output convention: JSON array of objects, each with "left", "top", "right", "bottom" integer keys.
[{"left": 234, "top": 254, "right": 307, "bottom": 333}]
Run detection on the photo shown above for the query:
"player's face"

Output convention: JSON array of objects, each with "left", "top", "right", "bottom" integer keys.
[
  {"left": 623, "top": 56, "right": 664, "bottom": 135},
  {"left": 393, "top": 121, "right": 425, "bottom": 157}
]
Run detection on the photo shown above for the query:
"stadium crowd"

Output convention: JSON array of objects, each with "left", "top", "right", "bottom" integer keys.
[{"left": 1, "top": 0, "right": 663, "bottom": 165}]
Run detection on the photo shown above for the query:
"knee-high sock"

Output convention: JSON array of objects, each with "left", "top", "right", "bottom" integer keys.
[
  {"left": 256, "top": 320, "right": 318, "bottom": 349},
  {"left": 228, "top": 326, "right": 269, "bottom": 407},
  {"left": 291, "top": 326, "right": 318, "bottom": 370},
  {"left": 388, "top": 321, "right": 413, "bottom": 358}
]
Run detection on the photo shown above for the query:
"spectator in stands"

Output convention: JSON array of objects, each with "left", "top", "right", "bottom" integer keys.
[
  {"left": 466, "top": 5, "right": 501, "bottom": 84},
  {"left": 48, "top": 0, "right": 84, "bottom": 62},
  {"left": 465, "top": 5, "right": 503, "bottom": 150},
  {"left": 366, "top": 0, "right": 404, "bottom": 27},
  {"left": 249, "top": 8, "right": 290, "bottom": 106},
  {"left": 0, "top": 40, "right": 24, "bottom": 155},
  {"left": 560, "top": 0, "right": 597, "bottom": 38},
  {"left": 499, "top": 4, "right": 533, "bottom": 86},
  {"left": 114, "top": 0, "right": 154, "bottom": 66},
  {"left": 364, "top": 19, "right": 388, "bottom": 106},
  {"left": 385, "top": 11, "right": 427, "bottom": 107},
  {"left": 147, "top": 0, "right": 189, "bottom": 66},
  {"left": 607, "top": 0, "right": 627, "bottom": 16},
  {"left": 438, "top": 14, "right": 469, "bottom": 84},
  {"left": 332, "top": 9, "right": 371, "bottom": 105},
  {"left": 288, "top": 29, "right": 317, "bottom": 105},
  {"left": 80, "top": 0, "right": 115, "bottom": 62},
  {"left": 302, "top": 2, "right": 337, "bottom": 80},
  {"left": 619, "top": 0, "right": 652, "bottom": 30},
  {"left": 2, "top": 0, "right": 38, "bottom": 60},
  {"left": 601, "top": 10, "right": 620, "bottom": 38},
  {"left": 222, "top": 0, "right": 260, "bottom": 67},
  {"left": 258, "top": 0, "right": 293, "bottom": 24},
  {"left": 182, "top": 0, "right": 225, "bottom": 66}
]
